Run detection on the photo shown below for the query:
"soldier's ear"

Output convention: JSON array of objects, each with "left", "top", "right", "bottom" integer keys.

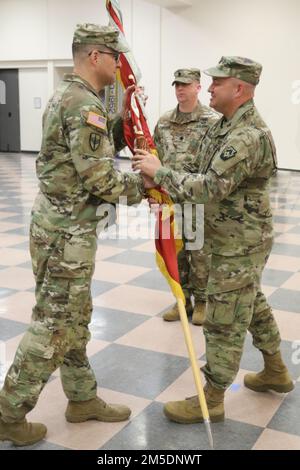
[
  {"left": 235, "top": 83, "right": 244, "bottom": 98},
  {"left": 88, "top": 49, "right": 99, "bottom": 65}
]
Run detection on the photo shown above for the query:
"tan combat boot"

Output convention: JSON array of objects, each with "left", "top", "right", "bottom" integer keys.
[
  {"left": 65, "top": 397, "right": 131, "bottom": 423},
  {"left": 0, "top": 417, "right": 47, "bottom": 446},
  {"left": 244, "top": 351, "right": 294, "bottom": 393},
  {"left": 192, "top": 302, "right": 206, "bottom": 325},
  {"left": 163, "top": 382, "right": 225, "bottom": 424},
  {"left": 163, "top": 298, "right": 193, "bottom": 322}
]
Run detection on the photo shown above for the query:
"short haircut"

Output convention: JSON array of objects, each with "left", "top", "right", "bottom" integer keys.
[{"left": 72, "top": 43, "right": 90, "bottom": 59}]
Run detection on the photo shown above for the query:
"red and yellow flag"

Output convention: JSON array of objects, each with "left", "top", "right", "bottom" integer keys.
[{"left": 106, "top": 0, "right": 185, "bottom": 303}]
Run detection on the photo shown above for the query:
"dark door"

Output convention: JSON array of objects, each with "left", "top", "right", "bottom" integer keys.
[{"left": 0, "top": 69, "right": 21, "bottom": 152}]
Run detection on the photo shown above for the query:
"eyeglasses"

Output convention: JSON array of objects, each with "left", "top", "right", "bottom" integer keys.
[{"left": 88, "top": 50, "right": 120, "bottom": 62}]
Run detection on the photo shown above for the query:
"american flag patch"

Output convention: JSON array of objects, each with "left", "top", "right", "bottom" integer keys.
[{"left": 86, "top": 112, "right": 107, "bottom": 131}]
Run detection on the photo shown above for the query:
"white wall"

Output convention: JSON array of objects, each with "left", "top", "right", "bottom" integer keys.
[
  {"left": 0, "top": 0, "right": 48, "bottom": 60},
  {"left": 47, "top": 0, "right": 109, "bottom": 60},
  {"left": 131, "top": 1, "right": 160, "bottom": 133},
  {"left": 1, "top": 0, "right": 300, "bottom": 168},
  {"left": 19, "top": 68, "right": 48, "bottom": 151},
  {"left": 0, "top": 0, "right": 160, "bottom": 150},
  {"left": 160, "top": 0, "right": 300, "bottom": 170}
]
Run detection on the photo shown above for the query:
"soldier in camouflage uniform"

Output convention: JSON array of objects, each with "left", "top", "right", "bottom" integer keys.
[
  {"left": 154, "top": 69, "right": 218, "bottom": 325},
  {"left": 0, "top": 24, "right": 144, "bottom": 446},
  {"left": 133, "top": 57, "right": 294, "bottom": 424}
]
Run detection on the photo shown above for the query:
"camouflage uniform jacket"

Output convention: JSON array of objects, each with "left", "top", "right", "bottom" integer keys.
[
  {"left": 154, "top": 99, "right": 277, "bottom": 257},
  {"left": 153, "top": 101, "right": 218, "bottom": 172},
  {"left": 32, "top": 73, "right": 142, "bottom": 235}
]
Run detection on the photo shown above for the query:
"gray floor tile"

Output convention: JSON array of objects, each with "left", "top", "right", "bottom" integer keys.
[
  {"left": 273, "top": 215, "right": 300, "bottom": 224},
  {"left": 0, "top": 212, "right": 20, "bottom": 220},
  {"left": 261, "top": 269, "right": 294, "bottom": 287},
  {"left": 17, "top": 261, "right": 32, "bottom": 270},
  {"left": 0, "top": 205, "right": 24, "bottom": 213},
  {"left": 5, "top": 227, "right": 29, "bottom": 236},
  {"left": 128, "top": 269, "right": 170, "bottom": 292},
  {"left": 10, "top": 241, "right": 30, "bottom": 250},
  {"left": 0, "top": 191, "right": 22, "bottom": 197},
  {"left": 287, "top": 225, "right": 300, "bottom": 234},
  {"left": 0, "top": 317, "right": 28, "bottom": 341},
  {"left": 269, "top": 288, "right": 300, "bottom": 314},
  {"left": 105, "top": 250, "right": 156, "bottom": 269},
  {"left": 0, "top": 288, "right": 17, "bottom": 299},
  {"left": 6, "top": 214, "right": 32, "bottom": 225},
  {"left": 98, "top": 237, "right": 149, "bottom": 249},
  {"left": 284, "top": 204, "right": 300, "bottom": 211},
  {"left": 0, "top": 198, "right": 24, "bottom": 207},
  {"left": 90, "top": 306, "right": 149, "bottom": 341},
  {"left": 90, "top": 344, "right": 189, "bottom": 399},
  {"left": 268, "top": 383, "right": 300, "bottom": 436},
  {"left": 270, "top": 197, "right": 295, "bottom": 206},
  {"left": 102, "top": 402, "right": 263, "bottom": 450},
  {"left": 271, "top": 242, "right": 300, "bottom": 257},
  {"left": 91, "top": 279, "right": 118, "bottom": 297}
]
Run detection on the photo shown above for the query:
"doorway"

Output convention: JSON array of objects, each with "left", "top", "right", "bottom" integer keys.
[{"left": 0, "top": 69, "right": 21, "bottom": 152}]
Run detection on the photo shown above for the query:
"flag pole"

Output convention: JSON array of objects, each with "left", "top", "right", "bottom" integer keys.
[
  {"left": 177, "top": 298, "right": 214, "bottom": 449},
  {"left": 106, "top": 0, "right": 214, "bottom": 449}
]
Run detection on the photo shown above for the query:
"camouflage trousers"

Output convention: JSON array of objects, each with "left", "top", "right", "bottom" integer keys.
[
  {"left": 0, "top": 222, "right": 98, "bottom": 423},
  {"left": 177, "top": 240, "right": 210, "bottom": 303},
  {"left": 202, "top": 249, "right": 281, "bottom": 390}
]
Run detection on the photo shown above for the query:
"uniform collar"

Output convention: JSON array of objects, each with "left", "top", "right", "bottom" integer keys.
[
  {"left": 170, "top": 101, "right": 205, "bottom": 124},
  {"left": 63, "top": 73, "right": 100, "bottom": 99},
  {"left": 216, "top": 99, "right": 255, "bottom": 136}
]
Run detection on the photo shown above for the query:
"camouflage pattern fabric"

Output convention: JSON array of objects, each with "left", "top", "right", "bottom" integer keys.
[
  {"left": 172, "top": 68, "right": 201, "bottom": 85},
  {"left": 0, "top": 73, "right": 143, "bottom": 423},
  {"left": 32, "top": 73, "right": 142, "bottom": 234},
  {"left": 154, "top": 101, "right": 218, "bottom": 302},
  {"left": 154, "top": 99, "right": 281, "bottom": 389},
  {"left": 204, "top": 56, "right": 262, "bottom": 85},
  {"left": 0, "top": 223, "right": 97, "bottom": 422},
  {"left": 73, "top": 23, "right": 129, "bottom": 53}
]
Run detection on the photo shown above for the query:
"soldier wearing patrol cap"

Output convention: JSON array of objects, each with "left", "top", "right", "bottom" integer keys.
[
  {"left": 0, "top": 24, "right": 144, "bottom": 446},
  {"left": 133, "top": 56, "right": 294, "bottom": 424},
  {"left": 154, "top": 68, "right": 218, "bottom": 326}
]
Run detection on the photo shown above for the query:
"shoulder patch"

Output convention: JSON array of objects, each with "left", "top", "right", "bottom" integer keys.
[
  {"left": 87, "top": 111, "right": 107, "bottom": 131},
  {"left": 220, "top": 146, "right": 237, "bottom": 161},
  {"left": 89, "top": 132, "right": 101, "bottom": 152}
]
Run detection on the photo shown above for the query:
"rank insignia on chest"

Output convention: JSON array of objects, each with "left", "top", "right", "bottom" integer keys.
[
  {"left": 89, "top": 132, "right": 101, "bottom": 151},
  {"left": 220, "top": 146, "right": 237, "bottom": 161},
  {"left": 87, "top": 111, "right": 107, "bottom": 131}
]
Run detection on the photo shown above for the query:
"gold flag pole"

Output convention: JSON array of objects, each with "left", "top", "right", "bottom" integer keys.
[{"left": 177, "top": 297, "right": 214, "bottom": 449}]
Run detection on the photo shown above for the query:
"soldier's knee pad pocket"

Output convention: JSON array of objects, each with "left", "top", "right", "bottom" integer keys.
[
  {"left": 62, "top": 235, "right": 97, "bottom": 277},
  {"left": 207, "top": 291, "right": 239, "bottom": 326},
  {"left": 20, "top": 321, "right": 55, "bottom": 360}
]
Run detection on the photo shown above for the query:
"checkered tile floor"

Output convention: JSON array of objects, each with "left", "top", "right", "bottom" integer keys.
[{"left": 0, "top": 153, "right": 299, "bottom": 450}]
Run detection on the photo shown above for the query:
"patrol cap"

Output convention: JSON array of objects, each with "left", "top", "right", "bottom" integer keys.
[
  {"left": 172, "top": 68, "right": 201, "bottom": 86},
  {"left": 73, "top": 23, "right": 129, "bottom": 53},
  {"left": 204, "top": 56, "right": 262, "bottom": 85}
]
